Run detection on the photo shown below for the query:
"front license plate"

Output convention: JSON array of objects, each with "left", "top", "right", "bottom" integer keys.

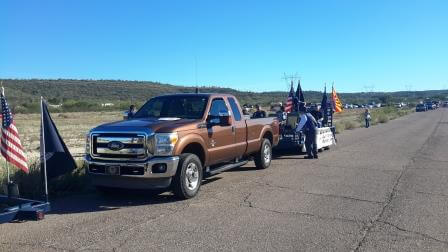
[{"left": 106, "top": 165, "right": 120, "bottom": 175}]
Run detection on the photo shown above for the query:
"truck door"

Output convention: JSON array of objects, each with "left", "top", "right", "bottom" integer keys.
[
  {"left": 227, "top": 97, "right": 247, "bottom": 157},
  {"left": 206, "top": 98, "right": 235, "bottom": 164}
]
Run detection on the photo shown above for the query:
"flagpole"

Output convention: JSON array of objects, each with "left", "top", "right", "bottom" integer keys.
[
  {"left": 1, "top": 83, "right": 10, "bottom": 184},
  {"left": 41, "top": 97, "right": 49, "bottom": 202}
]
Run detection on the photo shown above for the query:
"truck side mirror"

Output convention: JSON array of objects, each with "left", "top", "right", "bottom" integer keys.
[
  {"left": 207, "top": 111, "right": 232, "bottom": 127},
  {"left": 218, "top": 111, "right": 232, "bottom": 126}
]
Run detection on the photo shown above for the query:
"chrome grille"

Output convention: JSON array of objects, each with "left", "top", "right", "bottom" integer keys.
[{"left": 90, "top": 132, "right": 149, "bottom": 160}]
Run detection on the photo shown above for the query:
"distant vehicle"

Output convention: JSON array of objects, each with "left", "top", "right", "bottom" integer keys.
[
  {"left": 425, "top": 101, "right": 435, "bottom": 110},
  {"left": 443, "top": 101, "right": 448, "bottom": 108},
  {"left": 416, "top": 104, "right": 427, "bottom": 112},
  {"left": 395, "top": 103, "right": 402, "bottom": 108}
]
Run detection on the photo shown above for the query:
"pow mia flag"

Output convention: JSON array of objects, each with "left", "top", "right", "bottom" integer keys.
[{"left": 40, "top": 99, "right": 77, "bottom": 179}]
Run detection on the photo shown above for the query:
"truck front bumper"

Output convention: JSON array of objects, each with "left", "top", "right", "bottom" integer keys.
[{"left": 84, "top": 155, "right": 180, "bottom": 190}]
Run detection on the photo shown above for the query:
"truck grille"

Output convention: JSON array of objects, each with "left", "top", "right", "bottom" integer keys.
[{"left": 91, "top": 133, "right": 149, "bottom": 160}]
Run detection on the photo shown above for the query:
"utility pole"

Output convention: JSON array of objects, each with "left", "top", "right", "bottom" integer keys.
[{"left": 282, "top": 72, "right": 300, "bottom": 90}]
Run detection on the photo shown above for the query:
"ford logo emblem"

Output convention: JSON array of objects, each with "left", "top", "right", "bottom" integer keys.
[{"left": 108, "top": 141, "right": 125, "bottom": 151}]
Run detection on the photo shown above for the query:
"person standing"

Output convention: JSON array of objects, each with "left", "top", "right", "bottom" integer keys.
[
  {"left": 128, "top": 104, "right": 137, "bottom": 118},
  {"left": 252, "top": 104, "right": 266, "bottom": 118},
  {"left": 296, "top": 106, "right": 319, "bottom": 159},
  {"left": 364, "top": 109, "right": 371, "bottom": 128},
  {"left": 310, "top": 105, "right": 323, "bottom": 128},
  {"left": 276, "top": 105, "right": 287, "bottom": 121}
]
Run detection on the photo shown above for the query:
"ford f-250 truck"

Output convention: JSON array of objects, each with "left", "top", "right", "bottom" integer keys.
[{"left": 85, "top": 93, "right": 279, "bottom": 199}]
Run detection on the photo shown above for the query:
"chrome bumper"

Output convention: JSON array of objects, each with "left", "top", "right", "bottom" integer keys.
[{"left": 85, "top": 155, "right": 180, "bottom": 178}]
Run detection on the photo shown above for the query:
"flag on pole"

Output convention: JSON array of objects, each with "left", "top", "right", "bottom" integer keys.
[
  {"left": 40, "top": 99, "right": 77, "bottom": 179},
  {"left": 321, "top": 84, "right": 328, "bottom": 112},
  {"left": 331, "top": 84, "right": 343, "bottom": 113},
  {"left": 1, "top": 88, "right": 29, "bottom": 173},
  {"left": 294, "top": 79, "right": 305, "bottom": 112},
  {"left": 284, "top": 81, "right": 295, "bottom": 113}
]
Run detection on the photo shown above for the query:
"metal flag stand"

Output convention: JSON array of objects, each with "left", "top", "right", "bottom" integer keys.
[{"left": 41, "top": 96, "right": 49, "bottom": 203}]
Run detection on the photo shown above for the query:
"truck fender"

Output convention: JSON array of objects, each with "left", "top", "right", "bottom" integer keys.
[
  {"left": 259, "top": 126, "right": 274, "bottom": 146},
  {"left": 174, "top": 134, "right": 208, "bottom": 166}
]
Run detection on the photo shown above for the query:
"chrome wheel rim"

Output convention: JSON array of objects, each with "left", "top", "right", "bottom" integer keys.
[
  {"left": 263, "top": 144, "right": 271, "bottom": 164},
  {"left": 185, "top": 163, "right": 199, "bottom": 191}
]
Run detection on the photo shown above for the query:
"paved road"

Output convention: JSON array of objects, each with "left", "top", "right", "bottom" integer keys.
[{"left": 2, "top": 109, "right": 448, "bottom": 251}]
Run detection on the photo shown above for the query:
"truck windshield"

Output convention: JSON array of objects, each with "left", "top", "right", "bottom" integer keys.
[{"left": 133, "top": 95, "right": 209, "bottom": 119}]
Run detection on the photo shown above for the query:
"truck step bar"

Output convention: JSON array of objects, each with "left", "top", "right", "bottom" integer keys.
[{"left": 205, "top": 160, "right": 249, "bottom": 176}]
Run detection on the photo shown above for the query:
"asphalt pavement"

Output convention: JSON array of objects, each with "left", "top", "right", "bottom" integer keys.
[{"left": 1, "top": 108, "right": 448, "bottom": 251}]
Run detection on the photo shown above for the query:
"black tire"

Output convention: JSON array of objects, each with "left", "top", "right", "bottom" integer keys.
[
  {"left": 324, "top": 146, "right": 330, "bottom": 150},
  {"left": 172, "top": 153, "right": 203, "bottom": 199},
  {"left": 254, "top": 139, "right": 272, "bottom": 169}
]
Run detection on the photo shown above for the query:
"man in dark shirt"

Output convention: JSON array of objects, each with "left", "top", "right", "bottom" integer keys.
[
  {"left": 128, "top": 105, "right": 137, "bottom": 118},
  {"left": 252, "top": 104, "right": 266, "bottom": 118},
  {"left": 295, "top": 106, "right": 319, "bottom": 159}
]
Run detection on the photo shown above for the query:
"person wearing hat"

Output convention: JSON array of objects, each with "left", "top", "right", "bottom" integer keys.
[{"left": 295, "top": 105, "right": 319, "bottom": 159}]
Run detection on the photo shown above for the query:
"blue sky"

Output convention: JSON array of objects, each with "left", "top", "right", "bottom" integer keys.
[{"left": 1, "top": 0, "right": 447, "bottom": 92}]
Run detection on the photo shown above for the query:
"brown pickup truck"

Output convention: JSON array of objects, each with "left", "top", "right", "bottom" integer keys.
[{"left": 85, "top": 93, "right": 279, "bottom": 199}]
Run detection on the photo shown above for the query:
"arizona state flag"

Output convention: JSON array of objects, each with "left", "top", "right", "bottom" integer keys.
[{"left": 331, "top": 85, "right": 343, "bottom": 113}]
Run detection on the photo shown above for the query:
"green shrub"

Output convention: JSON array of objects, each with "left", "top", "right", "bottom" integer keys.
[
  {"left": 343, "top": 120, "right": 358, "bottom": 130},
  {"left": 378, "top": 114, "right": 389, "bottom": 123},
  {"left": 1, "top": 161, "right": 90, "bottom": 200},
  {"left": 335, "top": 121, "right": 345, "bottom": 134}
]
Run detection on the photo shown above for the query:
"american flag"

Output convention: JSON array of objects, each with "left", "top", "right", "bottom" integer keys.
[
  {"left": 284, "top": 81, "right": 295, "bottom": 113},
  {"left": 1, "top": 90, "right": 29, "bottom": 173}
]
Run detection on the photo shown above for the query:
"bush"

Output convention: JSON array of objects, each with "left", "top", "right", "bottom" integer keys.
[
  {"left": 335, "top": 121, "right": 346, "bottom": 134},
  {"left": 1, "top": 161, "right": 90, "bottom": 200},
  {"left": 343, "top": 120, "right": 358, "bottom": 130},
  {"left": 377, "top": 114, "right": 389, "bottom": 123}
]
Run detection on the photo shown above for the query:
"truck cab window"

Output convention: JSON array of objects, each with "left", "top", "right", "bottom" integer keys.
[
  {"left": 209, "top": 99, "right": 229, "bottom": 117},
  {"left": 228, "top": 97, "right": 242, "bottom": 121}
]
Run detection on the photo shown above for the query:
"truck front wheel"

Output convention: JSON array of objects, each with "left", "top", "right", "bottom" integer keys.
[
  {"left": 172, "top": 153, "right": 203, "bottom": 199},
  {"left": 254, "top": 139, "right": 272, "bottom": 169}
]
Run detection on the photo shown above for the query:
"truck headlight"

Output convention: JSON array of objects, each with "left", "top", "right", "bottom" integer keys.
[
  {"left": 85, "top": 133, "right": 91, "bottom": 154},
  {"left": 153, "top": 133, "right": 178, "bottom": 156}
]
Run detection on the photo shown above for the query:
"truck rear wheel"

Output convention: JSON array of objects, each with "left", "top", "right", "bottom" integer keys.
[
  {"left": 172, "top": 153, "right": 203, "bottom": 199},
  {"left": 254, "top": 139, "right": 272, "bottom": 169}
]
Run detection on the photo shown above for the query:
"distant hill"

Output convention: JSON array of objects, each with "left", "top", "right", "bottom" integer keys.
[{"left": 1, "top": 79, "right": 447, "bottom": 113}]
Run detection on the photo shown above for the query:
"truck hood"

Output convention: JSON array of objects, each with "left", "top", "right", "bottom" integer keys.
[{"left": 92, "top": 118, "right": 201, "bottom": 133}]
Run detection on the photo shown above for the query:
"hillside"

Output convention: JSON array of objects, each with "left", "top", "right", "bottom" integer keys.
[{"left": 1, "top": 79, "right": 447, "bottom": 113}]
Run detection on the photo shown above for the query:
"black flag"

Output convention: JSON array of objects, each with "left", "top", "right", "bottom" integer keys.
[
  {"left": 321, "top": 85, "right": 328, "bottom": 112},
  {"left": 294, "top": 80, "right": 305, "bottom": 111},
  {"left": 321, "top": 85, "right": 328, "bottom": 125},
  {"left": 40, "top": 100, "right": 77, "bottom": 179}
]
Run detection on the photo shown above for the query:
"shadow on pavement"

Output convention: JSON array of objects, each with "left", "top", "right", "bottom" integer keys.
[
  {"left": 49, "top": 189, "right": 179, "bottom": 215},
  {"left": 47, "top": 151, "right": 304, "bottom": 216},
  {"left": 273, "top": 149, "right": 304, "bottom": 159}
]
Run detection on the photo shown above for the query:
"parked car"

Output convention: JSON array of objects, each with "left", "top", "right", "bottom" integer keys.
[
  {"left": 425, "top": 101, "right": 435, "bottom": 110},
  {"left": 416, "top": 104, "right": 427, "bottom": 112},
  {"left": 85, "top": 93, "right": 279, "bottom": 199}
]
